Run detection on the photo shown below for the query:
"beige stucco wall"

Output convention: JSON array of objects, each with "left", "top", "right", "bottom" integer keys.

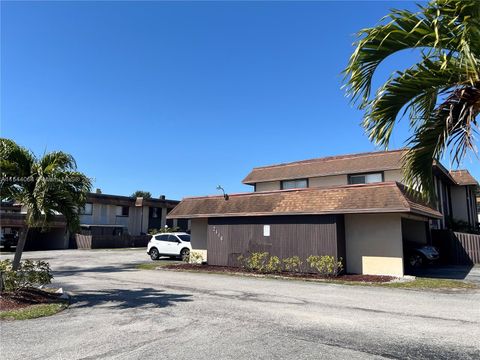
[
  {"left": 309, "top": 174, "right": 348, "bottom": 187},
  {"left": 255, "top": 181, "right": 281, "bottom": 192},
  {"left": 345, "top": 213, "right": 404, "bottom": 276},
  {"left": 253, "top": 170, "right": 405, "bottom": 192},
  {"left": 384, "top": 169, "right": 404, "bottom": 183}
]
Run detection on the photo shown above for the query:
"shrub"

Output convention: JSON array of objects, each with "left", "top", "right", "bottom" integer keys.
[
  {"left": 148, "top": 227, "right": 181, "bottom": 235},
  {"left": 238, "top": 252, "right": 270, "bottom": 273},
  {"left": 185, "top": 251, "right": 204, "bottom": 264},
  {"left": 306, "top": 255, "right": 343, "bottom": 276},
  {"left": 265, "top": 256, "right": 282, "bottom": 273},
  {"left": 0, "top": 259, "right": 53, "bottom": 293},
  {"left": 282, "top": 256, "right": 303, "bottom": 273},
  {"left": 159, "top": 226, "right": 180, "bottom": 233}
]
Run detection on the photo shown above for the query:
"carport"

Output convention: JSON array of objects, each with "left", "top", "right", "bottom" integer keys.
[{"left": 401, "top": 217, "right": 431, "bottom": 274}]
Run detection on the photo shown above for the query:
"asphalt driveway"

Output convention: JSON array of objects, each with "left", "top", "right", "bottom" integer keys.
[{"left": 1, "top": 249, "right": 479, "bottom": 360}]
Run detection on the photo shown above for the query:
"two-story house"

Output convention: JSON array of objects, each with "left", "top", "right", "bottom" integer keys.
[
  {"left": 1, "top": 192, "right": 183, "bottom": 251},
  {"left": 167, "top": 150, "right": 478, "bottom": 277},
  {"left": 79, "top": 192, "right": 184, "bottom": 236},
  {"left": 1, "top": 201, "right": 68, "bottom": 250}
]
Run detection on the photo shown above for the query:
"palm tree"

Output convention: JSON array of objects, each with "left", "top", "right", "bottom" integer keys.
[
  {"left": 0, "top": 138, "right": 91, "bottom": 270},
  {"left": 343, "top": 0, "right": 479, "bottom": 200}
]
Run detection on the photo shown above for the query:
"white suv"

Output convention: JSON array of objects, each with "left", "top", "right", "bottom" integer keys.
[{"left": 147, "top": 232, "right": 192, "bottom": 260}]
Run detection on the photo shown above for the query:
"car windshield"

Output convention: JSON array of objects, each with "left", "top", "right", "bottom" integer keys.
[{"left": 177, "top": 234, "right": 191, "bottom": 242}]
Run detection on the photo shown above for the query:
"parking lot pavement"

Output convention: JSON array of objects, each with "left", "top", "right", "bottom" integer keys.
[{"left": 1, "top": 249, "right": 480, "bottom": 360}]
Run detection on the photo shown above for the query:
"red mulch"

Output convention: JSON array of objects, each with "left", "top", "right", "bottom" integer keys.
[
  {"left": 0, "top": 288, "right": 63, "bottom": 312},
  {"left": 162, "top": 264, "right": 395, "bottom": 283}
]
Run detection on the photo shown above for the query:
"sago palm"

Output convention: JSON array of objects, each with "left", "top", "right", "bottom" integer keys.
[
  {"left": 0, "top": 138, "right": 91, "bottom": 270},
  {"left": 344, "top": 0, "right": 479, "bottom": 200}
]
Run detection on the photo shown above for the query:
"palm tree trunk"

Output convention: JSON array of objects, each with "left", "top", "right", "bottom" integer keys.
[{"left": 12, "top": 227, "right": 29, "bottom": 271}]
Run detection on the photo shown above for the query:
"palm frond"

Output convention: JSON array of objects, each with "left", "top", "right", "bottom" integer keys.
[
  {"left": 363, "top": 56, "right": 473, "bottom": 147},
  {"left": 344, "top": 0, "right": 480, "bottom": 198},
  {"left": 344, "top": 0, "right": 480, "bottom": 107},
  {"left": 404, "top": 83, "right": 480, "bottom": 201}
]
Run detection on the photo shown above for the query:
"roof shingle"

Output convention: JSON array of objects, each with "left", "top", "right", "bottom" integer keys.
[
  {"left": 242, "top": 150, "right": 406, "bottom": 184},
  {"left": 167, "top": 182, "right": 441, "bottom": 219},
  {"left": 449, "top": 170, "right": 479, "bottom": 186}
]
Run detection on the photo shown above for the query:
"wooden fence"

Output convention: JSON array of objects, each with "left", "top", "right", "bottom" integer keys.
[
  {"left": 74, "top": 234, "right": 151, "bottom": 249},
  {"left": 432, "top": 230, "right": 480, "bottom": 265}
]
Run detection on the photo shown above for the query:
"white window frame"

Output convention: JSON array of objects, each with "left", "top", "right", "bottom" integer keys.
[{"left": 281, "top": 179, "right": 308, "bottom": 190}]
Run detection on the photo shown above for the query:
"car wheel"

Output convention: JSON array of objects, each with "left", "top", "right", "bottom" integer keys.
[
  {"left": 150, "top": 248, "right": 160, "bottom": 260},
  {"left": 408, "top": 253, "right": 423, "bottom": 268},
  {"left": 180, "top": 248, "right": 190, "bottom": 261}
]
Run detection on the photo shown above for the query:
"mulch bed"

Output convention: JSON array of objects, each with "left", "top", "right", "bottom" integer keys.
[
  {"left": 0, "top": 288, "right": 63, "bottom": 312},
  {"left": 162, "top": 263, "right": 395, "bottom": 283}
]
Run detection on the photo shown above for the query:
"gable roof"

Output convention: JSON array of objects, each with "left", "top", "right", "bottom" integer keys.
[
  {"left": 167, "top": 182, "right": 441, "bottom": 219},
  {"left": 449, "top": 170, "right": 479, "bottom": 186},
  {"left": 242, "top": 150, "right": 406, "bottom": 184}
]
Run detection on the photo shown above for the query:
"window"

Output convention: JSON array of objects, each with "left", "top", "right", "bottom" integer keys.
[
  {"left": 80, "top": 203, "right": 93, "bottom": 215},
  {"left": 155, "top": 234, "right": 169, "bottom": 241},
  {"left": 168, "top": 235, "right": 180, "bottom": 242},
  {"left": 177, "top": 234, "right": 191, "bottom": 242},
  {"left": 150, "top": 207, "right": 160, "bottom": 218},
  {"left": 348, "top": 173, "right": 383, "bottom": 185},
  {"left": 116, "top": 206, "right": 129, "bottom": 217},
  {"left": 281, "top": 179, "right": 308, "bottom": 190}
]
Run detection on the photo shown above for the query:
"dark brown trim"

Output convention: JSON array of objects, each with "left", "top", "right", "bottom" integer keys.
[
  {"left": 447, "top": 185, "right": 453, "bottom": 218},
  {"left": 86, "top": 193, "right": 179, "bottom": 208},
  {"left": 466, "top": 187, "right": 472, "bottom": 226},
  {"left": 168, "top": 208, "right": 441, "bottom": 219}
]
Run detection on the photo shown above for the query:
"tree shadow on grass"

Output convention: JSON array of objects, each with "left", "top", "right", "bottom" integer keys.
[{"left": 70, "top": 288, "right": 192, "bottom": 310}]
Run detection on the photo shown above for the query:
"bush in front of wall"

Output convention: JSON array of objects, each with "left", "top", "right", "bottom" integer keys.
[
  {"left": 238, "top": 252, "right": 270, "bottom": 273},
  {"left": 306, "top": 255, "right": 343, "bottom": 276},
  {"left": 0, "top": 259, "right": 53, "bottom": 293},
  {"left": 265, "top": 255, "right": 282, "bottom": 273},
  {"left": 184, "top": 251, "right": 204, "bottom": 264},
  {"left": 282, "top": 256, "right": 303, "bottom": 273}
]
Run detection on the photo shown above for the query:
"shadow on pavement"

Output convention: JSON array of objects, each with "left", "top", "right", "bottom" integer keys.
[
  {"left": 410, "top": 265, "right": 475, "bottom": 280},
  {"left": 54, "top": 265, "right": 139, "bottom": 277},
  {"left": 71, "top": 288, "right": 193, "bottom": 309},
  {"left": 53, "top": 258, "right": 179, "bottom": 277}
]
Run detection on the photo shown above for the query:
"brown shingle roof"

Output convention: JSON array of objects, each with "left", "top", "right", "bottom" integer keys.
[
  {"left": 449, "top": 170, "right": 478, "bottom": 186},
  {"left": 167, "top": 182, "right": 441, "bottom": 219},
  {"left": 242, "top": 150, "right": 406, "bottom": 184}
]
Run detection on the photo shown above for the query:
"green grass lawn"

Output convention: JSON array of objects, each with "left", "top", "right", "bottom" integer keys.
[
  {"left": 0, "top": 302, "right": 68, "bottom": 321},
  {"left": 135, "top": 260, "right": 182, "bottom": 270},
  {"left": 381, "top": 278, "right": 477, "bottom": 290}
]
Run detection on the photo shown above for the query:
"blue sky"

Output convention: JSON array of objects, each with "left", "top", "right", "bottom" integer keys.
[{"left": 2, "top": 1, "right": 478, "bottom": 199}]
